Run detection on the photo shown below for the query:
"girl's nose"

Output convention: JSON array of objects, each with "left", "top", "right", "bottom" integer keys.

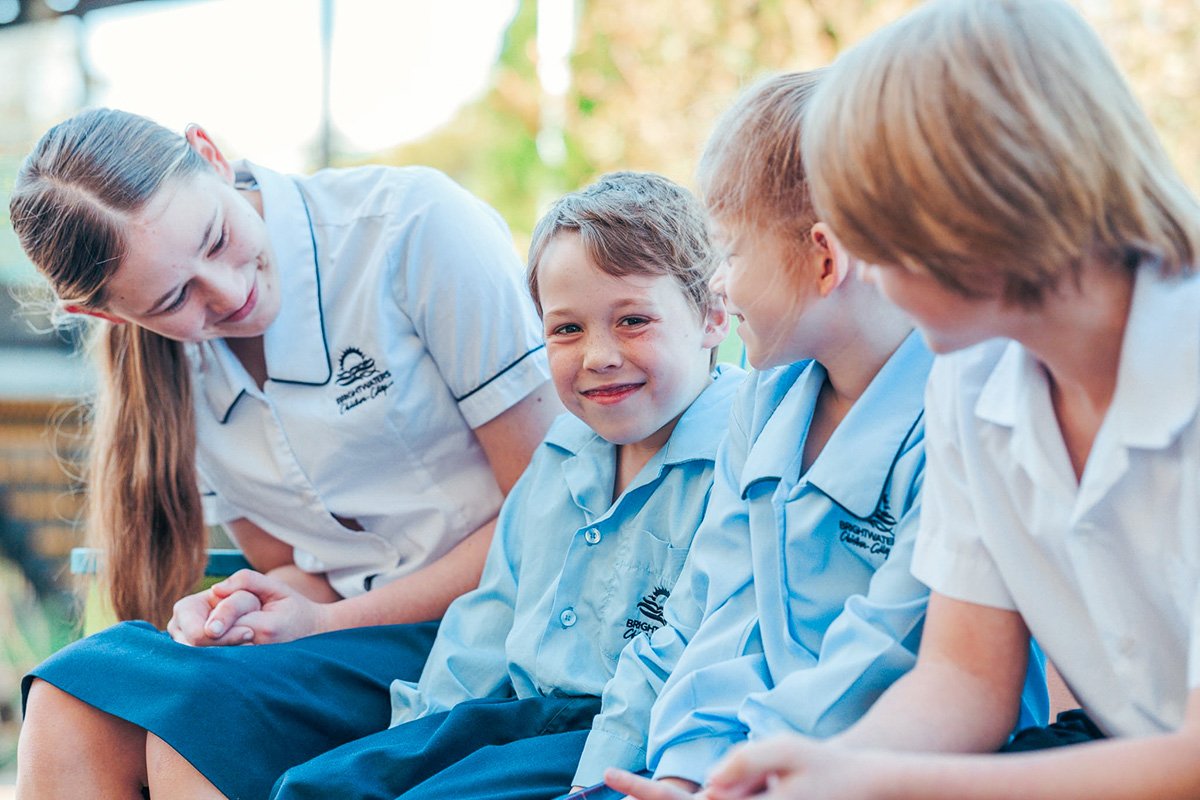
[{"left": 199, "top": 264, "right": 246, "bottom": 318}]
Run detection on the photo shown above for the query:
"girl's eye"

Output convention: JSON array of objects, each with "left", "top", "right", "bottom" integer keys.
[
  {"left": 162, "top": 285, "right": 189, "bottom": 314},
  {"left": 208, "top": 224, "right": 228, "bottom": 257}
]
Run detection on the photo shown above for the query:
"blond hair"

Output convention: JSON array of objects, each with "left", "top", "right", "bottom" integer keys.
[
  {"left": 697, "top": 69, "right": 825, "bottom": 256},
  {"left": 10, "top": 109, "right": 209, "bottom": 625},
  {"left": 527, "top": 171, "right": 718, "bottom": 317},
  {"left": 804, "top": 0, "right": 1200, "bottom": 306}
]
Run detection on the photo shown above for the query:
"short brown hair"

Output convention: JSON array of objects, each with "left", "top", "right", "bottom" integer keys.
[
  {"left": 527, "top": 171, "right": 717, "bottom": 318},
  {"left": 804, "top": 0, "right": 1200, "bottom": 306}
]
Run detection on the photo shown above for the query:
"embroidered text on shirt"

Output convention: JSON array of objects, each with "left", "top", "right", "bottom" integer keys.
[
  {"left": 839, "top": 494, "right": 896, "bottom": 558},
  {"left": 335, "top": 346, "right": 394, "bottom": 414}
]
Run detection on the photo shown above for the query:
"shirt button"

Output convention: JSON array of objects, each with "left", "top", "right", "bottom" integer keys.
[
  {"left": 584, "top": 528, "right": 602, "bottom": 545},
  {"left": 559, "top": 608, "right": 577, "bottom": 628}
]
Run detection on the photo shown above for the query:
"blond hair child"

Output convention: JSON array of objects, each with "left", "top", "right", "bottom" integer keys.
[{"left": 706, "top": 2, "right": 1200, "bottom": 798}]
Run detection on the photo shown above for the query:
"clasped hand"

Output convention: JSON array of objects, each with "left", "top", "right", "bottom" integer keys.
[{"left": 166, "top": 569, "right": 331, "bottom": 646}]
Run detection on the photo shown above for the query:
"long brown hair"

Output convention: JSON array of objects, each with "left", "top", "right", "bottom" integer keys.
[{"left": 10, "top": 108, "right": 210, "bottom": 625}]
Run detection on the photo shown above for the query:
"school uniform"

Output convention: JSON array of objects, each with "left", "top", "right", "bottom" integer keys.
[
  {"left": 573, "top": 333, "right": 1048, "bottom": 789},
  {"left": 912, "top": 265, "right": 1200, "bottom": 740},
  {"left": 24, "top": 164, "right": 548, "bottom": 800},
  {"left": 195, "top": 161, "right": 549, "bottom": 598},
  {"left": 269, "top": 366, "right": 745, "bottom": 800}
]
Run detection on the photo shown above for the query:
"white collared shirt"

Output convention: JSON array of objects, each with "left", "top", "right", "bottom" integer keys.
[
  {"left": 913, "top": 265, "right": 1200, "bottom": 737},
  {"left": 191, "top": 163, "right": 549, "bottom": 598}
]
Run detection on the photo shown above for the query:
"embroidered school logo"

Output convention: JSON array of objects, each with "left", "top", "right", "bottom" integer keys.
[
  {"left": 624, "top": 586, "right": 670, "bottom": 640},
  {"left": 865, "top": 493, "right": 897, "bottom": 534},
  {"left": 336, "top": 347, "right": 378, "bottom": 385},
  {"left": 838, "top": 493, "right": 896, "bottom": 560},
  {"left": 334, "top": 346, "right": 394, "bottom": 414}
]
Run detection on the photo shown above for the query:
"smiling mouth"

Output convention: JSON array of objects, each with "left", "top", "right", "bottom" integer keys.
[
  {"left": 222, "top": 280, "right": 258, "bottom": 324},
  {"left": 581, "top": 383, "right": 643, "bottom": 405}
]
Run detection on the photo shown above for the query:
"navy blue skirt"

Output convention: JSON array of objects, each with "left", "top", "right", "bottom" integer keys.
[{"left": 23, "top": 619, "right": 439, "bottom": 800}]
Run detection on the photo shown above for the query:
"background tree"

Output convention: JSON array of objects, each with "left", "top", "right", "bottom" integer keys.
[{"left": 374, "top": 0, "right": 1200, "bottom": 250}]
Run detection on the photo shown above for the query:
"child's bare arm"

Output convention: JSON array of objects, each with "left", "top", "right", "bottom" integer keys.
[
  {"left": 707, "top": 594, "right": 1200, "bottom": 799},
  {"left": 834, "top": 592, "right": 1032, "bottom": 753}
]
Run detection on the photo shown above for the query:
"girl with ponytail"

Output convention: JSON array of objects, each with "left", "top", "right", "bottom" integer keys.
[{"left": 13, "top": 108, "right": 558, "bottom": 798}]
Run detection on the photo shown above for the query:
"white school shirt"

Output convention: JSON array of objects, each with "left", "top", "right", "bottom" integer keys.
[
  {"left": 388, "top": 367, "right": 744, "bottom": 725},
  {"left": 190, "top": 162, "right": 549, "bottom": 599},
  {"left": 912, "top": 264, "right": 1200, "bottom": 738}
]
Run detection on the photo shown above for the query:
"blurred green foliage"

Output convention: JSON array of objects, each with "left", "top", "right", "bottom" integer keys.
[{"left": 353, "top": 0, "right": 1200, "bottom": 257}]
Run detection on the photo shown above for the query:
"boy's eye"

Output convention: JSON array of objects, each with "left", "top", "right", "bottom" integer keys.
[
  {"left": 551, "top": 323, "right": 582, "bottom": 336},
  {"left": 619, "top": 316, "right": 650, "bottom": 327}
]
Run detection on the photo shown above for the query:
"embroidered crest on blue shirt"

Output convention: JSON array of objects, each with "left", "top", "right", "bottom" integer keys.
[
  {"left": 838, "top": 493, "right": 895, "bottom": 559},
  {"left": 335, "top": 346, "right": 395, "bottom": 414},
  {"left": 624, "top": 586, "right": 670, "bottom": 640}
]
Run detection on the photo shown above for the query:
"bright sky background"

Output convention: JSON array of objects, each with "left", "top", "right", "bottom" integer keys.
[{"left": 85, "top": 0, "right": 519, "bottom": 170}]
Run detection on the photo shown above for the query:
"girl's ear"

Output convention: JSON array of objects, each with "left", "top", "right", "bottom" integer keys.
[
  {"left": 700, "top": 294, "right": 730, "bottom": 349},
  {"left": 183, "top": 124, "right": 235, "bottom": 184},
  {"left": 809, "top": 222, "right": 853, "bottom": 298},
  {"left": 62, "top": 304, "right": 126, "bottom": 325}
]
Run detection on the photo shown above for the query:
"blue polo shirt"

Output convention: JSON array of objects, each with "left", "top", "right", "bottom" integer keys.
[{"left": 389, "top": 366, "right": 744, "bottom": 725}]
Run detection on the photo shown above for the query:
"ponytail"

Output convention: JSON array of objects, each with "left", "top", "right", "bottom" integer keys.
[
  {"left": 85, "top": 323, "right": 207, "bottom": 626},
  {"left": 10, "top": 108, "right": 213, "bottom": 625}
]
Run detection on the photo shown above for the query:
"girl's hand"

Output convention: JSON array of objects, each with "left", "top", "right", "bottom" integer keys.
[
  {"left": 705, "top": 736, "right": 883, "bottom": 800},
  {"left": 604, "top": 769, "right": 704, "bottom": 800},
  {"left": 167, "top": 577, "right": 262, "bottom": 646},
  {"left": 202, "top": 569, "right": 335, "bottom": 644}
]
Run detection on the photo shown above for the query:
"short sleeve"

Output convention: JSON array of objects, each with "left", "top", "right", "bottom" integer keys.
[
  {"left": 392, "top": 169, "right": 548, "bottom": 428},
  {"left": 910, "top": 357, "right": 1016, "bottom": 610}
]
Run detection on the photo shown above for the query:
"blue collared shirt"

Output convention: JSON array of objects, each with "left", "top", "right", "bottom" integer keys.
[
  {"left": 575, "top": 332, "right": 1047, "bottom": 786},
  {"left": 389, "top": 366, "right": 745, "bottom": 725}
]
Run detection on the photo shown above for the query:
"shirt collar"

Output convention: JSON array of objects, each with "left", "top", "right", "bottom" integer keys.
[
  {"left": 252, "top": 161, "right": 332, "bottom": 386},
  {"left": 741, "top": 331, "right": 933, "bottom": 519},
  {"left": 552, "top": 364, "right": 746, "bottom": 517},
  {"left": 976, "top": 264, "right": 1200, "bottom": 450},
  {"left": 195, "top": 161, "right": 331, "bottom": 422}
]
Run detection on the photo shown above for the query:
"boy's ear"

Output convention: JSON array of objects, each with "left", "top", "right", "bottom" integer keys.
[
  {"left": 701, "top": 295, "right": 730, "bottom": 349},
  {"left": 184, "top": 124, "right": 235, "bottom": 184},
  {"left": 809, "top": 222, "right": 852, "bottom": 298},
  {"left": 62, "top": 304, "right": 126, "bottom": 325}
]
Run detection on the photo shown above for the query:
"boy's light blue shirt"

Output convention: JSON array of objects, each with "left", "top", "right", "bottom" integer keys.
[
  {"left": 389, "top": 366, "right": 745, "bottom": 726},
  {"left": 575, "top": 332, "right": 1048, "bottom": 786}
]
